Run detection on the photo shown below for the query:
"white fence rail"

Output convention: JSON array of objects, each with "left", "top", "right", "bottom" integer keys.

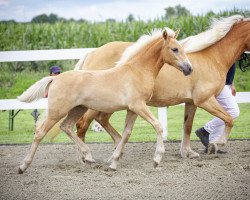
[
  {"left": 0, "top": 49, "right": 250, "bottom": 140},
  {"left": 0, "top": 48, "right": 95, "bottom": 62}
]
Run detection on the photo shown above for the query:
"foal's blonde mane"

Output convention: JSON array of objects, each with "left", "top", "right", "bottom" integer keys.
[
  {"left": 181, "top": 15, "right": 246, "bottom": 53},
  {"left": 116, "top": 27, "right": 175, "bottom": 66}
]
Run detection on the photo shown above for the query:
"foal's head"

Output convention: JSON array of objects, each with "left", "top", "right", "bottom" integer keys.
[{"left": 161, "top": 29, "right": 192, "bottom": 76}]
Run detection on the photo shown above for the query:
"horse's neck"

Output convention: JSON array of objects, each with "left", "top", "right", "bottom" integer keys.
[
  {"left": 129, "top": 38, "right": 164, "bottom": 78},
  {"left": 209, "top": 22, "right": 249, "bottom": 72}
]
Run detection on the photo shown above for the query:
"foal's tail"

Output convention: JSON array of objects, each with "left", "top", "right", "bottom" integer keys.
[{"left": 18, "top": 76, "right": 55, "bottom": 102}]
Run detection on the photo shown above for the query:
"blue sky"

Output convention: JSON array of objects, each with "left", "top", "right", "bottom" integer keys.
[{"left": 0, "top": 0, "right": 249, "bottom": 22}]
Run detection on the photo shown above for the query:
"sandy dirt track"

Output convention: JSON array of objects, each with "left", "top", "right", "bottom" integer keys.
[{"left": 0, "top": 140, "right": 249, "bottom": 200}]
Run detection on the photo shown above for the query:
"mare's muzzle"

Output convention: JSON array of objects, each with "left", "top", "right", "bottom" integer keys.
[{"left": 180, "top": 61, "right": 193, "bottom": 76}]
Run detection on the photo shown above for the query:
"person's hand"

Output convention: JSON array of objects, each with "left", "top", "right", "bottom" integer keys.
[{"left": 231, "top": 84, "right": 236, "bottom": 96}]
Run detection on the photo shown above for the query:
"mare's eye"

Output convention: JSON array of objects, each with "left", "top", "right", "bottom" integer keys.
[{"left": 171, "top": 48, "right": 178, "bottom": 53}]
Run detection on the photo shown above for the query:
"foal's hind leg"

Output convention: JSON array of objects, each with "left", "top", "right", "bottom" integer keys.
[
  {"left": 95, "top": 112, "right": 122, "bottom": 147},
  {"left": 19, "top": 118, "right": 59, "bottom": 174},
  {"left": 60, "top": 106, "right": 95, "bottom": 164},
  {"left": 76, "top": 109, "right": 99, "bottom": 141},
  {"left": 197, "top": 96, "right": 233, "bottom": 154},
  {"left": 76, "top": 109, "right": 122, "bottom": 147},
  {"left": 180, "top": 102, "right": 199, "bottom": 158}
]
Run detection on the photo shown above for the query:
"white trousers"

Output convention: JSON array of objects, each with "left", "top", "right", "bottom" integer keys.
[
  {"left": 204, "top": 85, "right": 240, "bottom": 142},
  {"left": 92, "top": 121, "right": 105, "bottom": 132}
]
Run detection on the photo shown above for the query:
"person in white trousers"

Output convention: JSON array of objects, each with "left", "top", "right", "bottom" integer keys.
[{"left": 196, "top": 64, "right": 240, "bottom": 154}]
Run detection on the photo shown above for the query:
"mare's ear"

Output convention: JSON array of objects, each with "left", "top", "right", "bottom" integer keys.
[
  {"left": 174, "top": 29, "right": 180, "bottom": 39},
  {"left": 163, "top": 30, "right": 169, "bottom": 41}
]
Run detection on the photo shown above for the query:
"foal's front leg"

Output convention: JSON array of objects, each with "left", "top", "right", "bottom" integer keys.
[
  {"left": 132, "top": 103, "right": 165, "bottom": 167},
  {"left": 109, "top": 110, "right": 137, "bottom": 170}
]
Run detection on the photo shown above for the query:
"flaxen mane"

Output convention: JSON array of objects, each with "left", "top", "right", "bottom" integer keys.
[
  {"left": 116, "top": 28, "right": 175, "bottom": 66},
  {"left": 180, "top": 15, "right": 246, "bottom": 53}
]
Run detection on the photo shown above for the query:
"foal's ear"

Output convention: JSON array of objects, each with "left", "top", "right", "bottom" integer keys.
[
  {"left": 163, "top": 30, "right": 169, "bottom": 41},
  {"left": 174, "top": 29, "right": 180, "bottom": 39}
]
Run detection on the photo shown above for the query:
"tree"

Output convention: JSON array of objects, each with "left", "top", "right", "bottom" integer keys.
[
  {"left": 48, "top": 14, "right": 59, "bottom": 23},
  {"left": 164, "top": 6, "right": 175, "bottom": 18},
  {"left": 0, "top": 20, "right": 16, "bottom": 23},
  {"left": 126, "top": 14, "right": 135, "bottom": 22},
  {"left": 164, "top": 4, "right": 191, "bottom": 19},
  {"left": 31, "top": 13, "right": 62, "bottom": 23},
  {"left": 106, "top": 18, "right": 116, "bottom": 23},
  {"left": 31, "top": 14, "right": 48, "bottom": 23},
  {"left": 175, "top": 4, "right": 191, "bottom": 16}
]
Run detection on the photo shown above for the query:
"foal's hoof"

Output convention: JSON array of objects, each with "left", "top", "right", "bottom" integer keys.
[
  {"left": 188, "top": 151, "right": 200, "bottom": 159},
  {"left": 153, "top": 161, "right": 159, "bottom": 168},
  {"left": 153, "top": 154, "right": 162, "bottom": 168},
  {"left": 108, "top": 166, "right": 117, "bottom": 171},
  {"left": 84, "top": 158, "right": 96, "bottom": 165},
  {"left": 85, "top": 160, "right": 94, "bottom": 166},
  {"left": 18, "top": 168, "right": 24, "bottom": 174}
]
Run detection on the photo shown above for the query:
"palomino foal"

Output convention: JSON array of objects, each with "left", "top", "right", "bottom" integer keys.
[{"left": 18, "top": 28, "right": 192, "bottom": 173}]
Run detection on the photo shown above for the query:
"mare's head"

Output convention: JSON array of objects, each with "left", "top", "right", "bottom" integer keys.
[{"left": 161, "top": 29, "right": 192, "bottom": 76}]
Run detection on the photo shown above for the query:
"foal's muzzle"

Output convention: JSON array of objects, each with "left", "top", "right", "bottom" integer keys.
[{"left": 179, "top": 61, "right": 193, "bottom": 76}]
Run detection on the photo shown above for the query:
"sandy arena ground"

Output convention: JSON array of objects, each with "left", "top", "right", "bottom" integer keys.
[{"left": 0, "top": 140, "right": 249, "bottom": 200}]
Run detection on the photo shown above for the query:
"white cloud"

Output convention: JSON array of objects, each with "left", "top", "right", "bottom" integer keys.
[{"left": 0, "top": 0, "right": 9, "bottom": 6}]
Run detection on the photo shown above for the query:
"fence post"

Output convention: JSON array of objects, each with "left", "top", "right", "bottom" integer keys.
[{"left": 158, "top": 107, "right": 168, "bottom": 141}]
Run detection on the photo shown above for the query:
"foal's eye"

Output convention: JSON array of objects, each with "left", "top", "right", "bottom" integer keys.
[{"left": 171, "top": 48, "right": 178, "bottom": 53}]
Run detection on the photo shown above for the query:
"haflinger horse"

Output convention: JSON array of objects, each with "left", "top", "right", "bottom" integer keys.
[
  {"left": 17, "top": 28, "right": 192, "bottom": 173},
  {"left": 74, "top": 15, "right": 250, "bottom": 157}
]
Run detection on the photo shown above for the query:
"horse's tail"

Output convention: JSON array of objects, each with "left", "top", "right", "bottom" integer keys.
[
  {"left": 74, "top": 48, "right": 96, "bottom": 71},
  {"left": 18, "top": 76, "right": 55, "bottom": 102},
  {"left": 74, "top": 52, "right": 90, "bottom": 71}
]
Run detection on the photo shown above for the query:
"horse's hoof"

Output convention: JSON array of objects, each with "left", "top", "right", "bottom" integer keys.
[
  {"left": 84, "top": 158, "right": 96, "bottom": 165},
  {"left": 180, "top": 153, "right": 188, "bottom": 158},
  {"left": 217, "top": 149, "right": 227, "bottom": 154},
  {"left": 108, "top": 166, "right": 117, "bottom": 171},
  {"left": 208, "top": 143, "right": 218, "bottom": 154},
  {"left": 180, "top": 150, "right": 199, "bottom": 159},
  {"left": 189, "top": 152, "right": 200, "bottom": 159},
  {"left": 153, "top": 161, "right": 159, "bottom": 168},
  {"left": 18, "top": 168, "right": 24, "bottom": 174}
]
